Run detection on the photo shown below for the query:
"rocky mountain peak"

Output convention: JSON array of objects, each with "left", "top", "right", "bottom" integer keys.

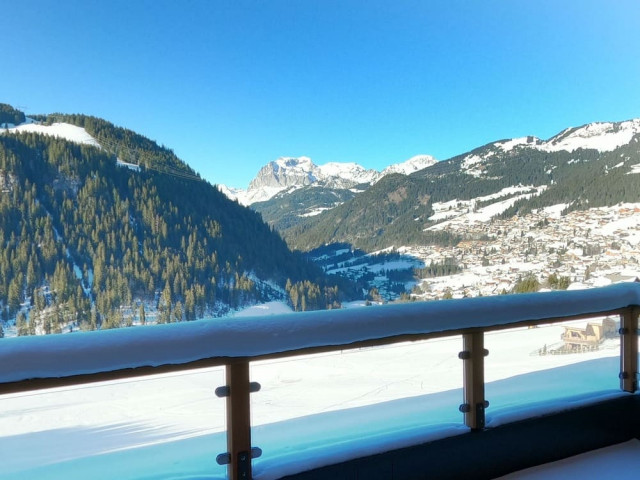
[
  {"left": 249, "top": 156, "right": 318, "bottom": 191},
  {"left": 226, "top": 154, "right": 441, "bottom": 205}
]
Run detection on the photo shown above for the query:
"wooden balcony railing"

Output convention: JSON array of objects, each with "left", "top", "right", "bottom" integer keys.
[{"left": 1, "top": 283, "right": 639, "bottom": 479}]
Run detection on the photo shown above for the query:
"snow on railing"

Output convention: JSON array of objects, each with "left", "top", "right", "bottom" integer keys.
[{"left": 1, "top": 283, "right": 639, "bottom": 479}]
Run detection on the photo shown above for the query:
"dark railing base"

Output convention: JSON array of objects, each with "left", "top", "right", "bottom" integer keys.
[{"left": 282, "top": 395, "right": 640, "bottom": 480}]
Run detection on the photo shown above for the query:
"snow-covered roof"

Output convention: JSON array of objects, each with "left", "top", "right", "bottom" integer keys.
[{"left": 2, "top": 283, "right": 639, "bottom": 384}]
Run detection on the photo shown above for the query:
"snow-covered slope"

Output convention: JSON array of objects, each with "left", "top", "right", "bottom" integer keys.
[
  {"left": 317, "top": 161, "right": 379, "bottom": 186},
  {"left": 541, "top": 119, "right": 640, "bottom": 153},
  {"left": 380, "top": 154, "right": 437, "bottom": 177},
  {"left": 1, "top": 120, "right": 100, "bottom": 148},
  {"left": 459, "top": 119, "right": 640, "bottom": 177}
]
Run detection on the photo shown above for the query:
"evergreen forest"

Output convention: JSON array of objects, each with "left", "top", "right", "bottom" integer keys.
[{"left": 0, "top": 110, "right": 347, "bottom": 335}]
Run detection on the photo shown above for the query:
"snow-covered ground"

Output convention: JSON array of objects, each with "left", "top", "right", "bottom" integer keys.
[
  {"left": 0, "top": 307, "right": 630, "bottom": 480},
  {"left": 427, "top": 185, "right": 545, "bottom": 228},
  {"left": 496, "top": 439, "right": 640, "bottom": 479},
  {"left": 1, "top": 120, "right": 100, "bottom": 147}
]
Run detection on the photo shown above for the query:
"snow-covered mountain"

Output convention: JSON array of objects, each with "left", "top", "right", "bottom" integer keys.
[
  {"left": 459, "top": 119, "right": 640, "bottom": 178},
  {"left": 540, "top": 119, "right": 640, "bottom": 153},
  {"left": 222, "top": 154, "right": 438, "bottom": 205},
  {"left": 246, "top": 156, "right": 380, "bottom": 195},
  {"left": 492, "top": 119, "right": 640, "bottom": 155},
  {"left": 379, "top": 154, "right": 437, "bottom": 177},
  {"left": 223, "top": 119, "right": 640, "bottom": 207}
]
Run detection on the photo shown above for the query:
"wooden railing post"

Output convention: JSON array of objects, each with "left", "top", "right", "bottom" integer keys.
[
  {"left": 620, "top": 308, "right": 639, "bottom": 393},
  {"left": 226, "top": 361, "right": 253, "bottom": 479},
  {"left": 460, "top": 332, "right": 488, "bottom": 430}
]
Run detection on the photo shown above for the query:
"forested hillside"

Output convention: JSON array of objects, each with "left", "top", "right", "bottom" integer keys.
[
  {"left": 500, "top": 142, "right": 640, "bottom": 217},
  {"left": 252, "top": 185, "right": 358, "bottom": 232},
  {"left": 279, "top": 126, "right": 640, "bottom": 252},
  {"left": 282, "top": 173, "right": 461, "bottom": 251},
  {"left": 0, "top": 110, "right": 346, "bottom": 335},
  {"left": 0, "top": 103, "right": 25, "bottom": 127}
]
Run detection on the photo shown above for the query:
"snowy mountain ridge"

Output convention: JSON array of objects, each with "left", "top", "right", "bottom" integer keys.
[
  {"left": 224, "top": 154, "right": 438, "bottom": 205},
  {"left": 541, "top": 118, "right": 640, "bottom": 153},
  {"left": 225, "top": 119, "right": 640, "bottom": 205},
  {"left": 461, "top": 119, "right": 640, "bottom": 177},
  {"left": 379, "top": 154, "right": 437, "bottom": 177}
]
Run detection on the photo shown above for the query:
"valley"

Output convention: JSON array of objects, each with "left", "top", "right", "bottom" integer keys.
[
  {"left": 223, "top": 118, "right": 640, "bottom": 303},
  {"left": 2, "top": 104, "right": 640, "bottom": 338},
  {"left": 309, "top": 200, "right": 640, "bottom": 304}
]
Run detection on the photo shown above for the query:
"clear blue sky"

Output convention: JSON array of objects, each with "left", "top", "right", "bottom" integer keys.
[{"left": 2, "top": 0, "right": 639, "bottom": 188}]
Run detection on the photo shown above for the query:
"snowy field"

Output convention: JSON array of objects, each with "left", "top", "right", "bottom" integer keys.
[{"left": 0, "top": 316, "right": 631, "bottom": 480}]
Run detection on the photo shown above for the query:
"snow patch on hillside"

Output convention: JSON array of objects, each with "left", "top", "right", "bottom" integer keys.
[
  {"left": 380, "top": 154, "right": 437, "bottom": 177},
  {"left": 495, "top": 136, "right": 541, "bottom": 152},
  {"left": 1, "top": 121, "right": 100, "bottom": 148},
  {"left": 428, "top": 185, "right": 545, "bottom": 226},
  {"left": 539, "top": 203, "right": 570, "bottom": 218},
  {"left": 627, "top": 163, "right": 640, "bottom": 175},
  {"left": 460, "top": 154, "right": 485, "bottom": 177},
  {"left": 116, "top": 159, "right": 141, "bottom": 171},
  {"left": 300, "top": 206, "right": 335, "bottom": 217},
  {"left": 540, "top": 119, "right": 640, "bottom": 153},
  {"left": 459, "top": 119, "right": 640, "bottom": 177}
]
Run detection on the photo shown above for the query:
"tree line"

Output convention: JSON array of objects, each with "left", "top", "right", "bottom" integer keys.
[
  {"left": 0, "top": 103, "right": 25, "bottom": 127},
  {"left": 0, "top": 112, "right": 345, "bottom": 335}
]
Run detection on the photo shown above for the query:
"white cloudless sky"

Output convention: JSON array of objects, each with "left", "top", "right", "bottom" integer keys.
[{"left": 2, "top": 0, "right": 639, "bottom": 188}]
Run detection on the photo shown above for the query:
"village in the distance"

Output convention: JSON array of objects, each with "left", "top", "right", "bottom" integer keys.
[{"left": 403, "top": 203, "right": 640, "bottom": 300}]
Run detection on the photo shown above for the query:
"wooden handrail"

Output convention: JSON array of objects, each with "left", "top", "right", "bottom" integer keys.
[
  {"left": 3, "top": 284, "right": 639, "bottom": 388},
  {"left": 1, "top": 284, "right": 639, "bottom": 479}
]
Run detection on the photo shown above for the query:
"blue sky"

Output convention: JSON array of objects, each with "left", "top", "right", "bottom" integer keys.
[{"left": 2, "top": 0, "right": 639, "bottom": 188}]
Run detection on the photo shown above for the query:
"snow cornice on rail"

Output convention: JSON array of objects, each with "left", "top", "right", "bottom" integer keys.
[{"left": 1, "top": 283, "right": 640, "bottom": 386}]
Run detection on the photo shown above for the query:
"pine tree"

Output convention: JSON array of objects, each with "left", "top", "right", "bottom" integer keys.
[
  {"left": 173, "top": 301, "right": 183, "bottom": 323},
  {"left": 139, "top": 304, "right": 146, "bottom": 325},
  {"left": 184, "top": 288, "right": 195, "bottom": 321},
  {"left": 15, "top": 311, "right": 27, "bottom": 336}
]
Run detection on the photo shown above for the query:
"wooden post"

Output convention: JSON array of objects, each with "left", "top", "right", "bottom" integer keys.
[
  {"left": 461, "top": 332, "right": 487, "bottom": 430},
  {"left": 226, "top": 362, "right": 253, "bottom": 479},
  {"left": 620, "top": 308, "right": 639, "bottom": 393}
]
